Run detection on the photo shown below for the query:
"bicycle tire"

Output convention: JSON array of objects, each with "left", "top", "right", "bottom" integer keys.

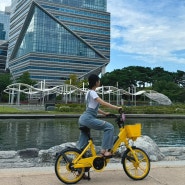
[
  {"left": 55, "top": 148, "right": 85, "bottom": 184},
  {"left": 122, "top": 147, "right": 150, "bottom": 180}
]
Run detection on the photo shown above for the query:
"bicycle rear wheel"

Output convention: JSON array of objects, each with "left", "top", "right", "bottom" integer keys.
[
  {"left": 55, "top": 148, "right": 85, "bottom": 184},
  {"left": 122, "top": 147, "right": 150, "bottom": 180}
]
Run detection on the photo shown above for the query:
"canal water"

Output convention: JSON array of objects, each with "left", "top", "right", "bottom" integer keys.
[{"left": 0, "top": 118, "right": 185, "bottom": 151}]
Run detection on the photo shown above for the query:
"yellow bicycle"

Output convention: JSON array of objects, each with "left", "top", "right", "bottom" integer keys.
[{"left": 55, "top": 110, "right": 150, "bottom": 184}]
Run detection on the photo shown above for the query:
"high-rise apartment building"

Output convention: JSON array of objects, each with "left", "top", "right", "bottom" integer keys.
[
  {"left": 0, "top": 9, "right": 10, "bottom": 73},
  {"left": 0, "top": 23, "right": 6, "bottom": 40},
  {"left": 0, "top": 10, "right": 10, "bottom": 41},
  {"left": 0, "top": 41, "right": 8, "bottom": 73},
  {"left": 8, "top": 0, "right": 110, "bottom": 85}
]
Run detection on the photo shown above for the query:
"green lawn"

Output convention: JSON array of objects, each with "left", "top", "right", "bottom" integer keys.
[
  {"left": 0, "top": 103, "right": 185, "bottom": 114},
  {"left": 0, "top": 106, "right": 22, "bottom": 113}
]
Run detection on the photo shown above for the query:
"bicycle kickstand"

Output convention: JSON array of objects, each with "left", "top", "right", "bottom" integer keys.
[
  {"left": 87, "top": 171, "right": 91, "bottom": 180},
  {"left": 83, "top": 171, "right": 91, "bottom": 181}
]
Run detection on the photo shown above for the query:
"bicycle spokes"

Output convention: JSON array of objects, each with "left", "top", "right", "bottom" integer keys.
[
  {"left": 55, "top": 149, "right": 85, "bottom": 184},
  {"left": 122, "top": 147, "right": 150, "bottom": 180}
]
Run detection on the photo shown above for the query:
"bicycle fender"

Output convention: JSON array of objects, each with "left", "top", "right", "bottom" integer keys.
[
  {"left": 121, "top": 146, "right": 136, "bottom": 164},
  {"left": 56, "top": 147, "right": 81, "bottom": 157}
]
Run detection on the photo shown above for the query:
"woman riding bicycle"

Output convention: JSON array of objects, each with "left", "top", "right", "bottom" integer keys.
[
  {"left": 55, "top": 77, "right": 150, "bottom": 183},
  {"left": 77, "top": 74, "right": 122, "bottom": 157}
]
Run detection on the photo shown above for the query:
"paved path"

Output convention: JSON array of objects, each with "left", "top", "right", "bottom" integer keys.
[{"left": 0, "top": 161, "right": 185, "bottom": 185}]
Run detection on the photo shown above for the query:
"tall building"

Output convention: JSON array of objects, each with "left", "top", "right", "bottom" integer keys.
[
  {"left": 0, "top": 41, "right": 8, "bottom": 73},
  {"left": 0, "top": 10, "right": 10, "bottom": 41},
  {"left": 0, "top": 23, "right": 6, "bottom": 40},
  {"left": 8, "top": 0, "right": 110, "bottom": 85},
  {"left": 0, "top": 9, "right": 10, "bottom": 73}
]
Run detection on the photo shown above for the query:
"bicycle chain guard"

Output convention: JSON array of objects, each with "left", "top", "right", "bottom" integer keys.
[{"left": 92, "top": 157, "right": 105, "bottom": 171}]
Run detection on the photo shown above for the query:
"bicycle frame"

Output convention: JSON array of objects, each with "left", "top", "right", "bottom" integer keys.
[
  {"left": 55, "top": 112, "right": 150, "bottom": 183},
  {"left": 112, "top": 127, "right": 140, "bottom": 164},
  {"left": 73, "top": 139, "right": 101, "bottom": 169},
  {"left": 73, "top": 123, "right": 139, "bottom": 169}
]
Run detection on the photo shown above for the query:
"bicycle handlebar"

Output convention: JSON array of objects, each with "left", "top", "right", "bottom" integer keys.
[
  {"left": 106, "top": 110, "right": 125, "bottom": 128},
  {"left": 118, "top": 108, "right": 123, "bottom": 114},
  {"left": 106, "top": 113, "right": 117, "bottom": 118}
]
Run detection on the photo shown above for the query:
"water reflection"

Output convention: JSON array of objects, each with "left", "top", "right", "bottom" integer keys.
[
  {"left": 0, "top": 118, "right": 185, "bottom": 151},
  {"left": 140, "top": 119, "right": 185, "bottom": 147}
]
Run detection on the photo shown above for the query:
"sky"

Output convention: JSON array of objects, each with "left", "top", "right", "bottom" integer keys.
[
  {"left": 0, "top": 0, "right": 11, "bottom": 12},
  {"left": 1, "top": 0, "right": 185, "bottom": 73}
]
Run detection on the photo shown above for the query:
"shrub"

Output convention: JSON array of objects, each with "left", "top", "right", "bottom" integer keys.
[{"left": 58, "top": 106, "right": 71, "bottom": 112}]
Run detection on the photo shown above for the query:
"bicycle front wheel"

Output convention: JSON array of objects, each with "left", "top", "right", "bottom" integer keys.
[
  {"left": 55, "top": 148, "right": 85, "bottom": 184},
  {"left": 122, "top": 147, "right": 150, "bottom": 180}
]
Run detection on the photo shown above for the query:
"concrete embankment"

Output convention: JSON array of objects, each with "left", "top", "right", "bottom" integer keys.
[
  {"left": 0, "top": 143, "right": 185, "bottom": 168},
  {"left": 1, "top": 113, "right": 185, "bottom": 119}
]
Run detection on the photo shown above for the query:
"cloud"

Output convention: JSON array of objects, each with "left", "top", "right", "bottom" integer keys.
[
  {"left": 0, "top": 0, "right": 11, "bottom": 11},
  {"left": 107, "top": 0, "right": 185, "bottom": 66},
  {"left": 1, "top": 0, "right": 185, "bottom": 70}
]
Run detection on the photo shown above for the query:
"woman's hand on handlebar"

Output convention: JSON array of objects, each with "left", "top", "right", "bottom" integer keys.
[
  {"left": 104, "top": 112, "right": 111, "bottom": 116},
  {"left": 105, "top": 113, "right": 117, "bottom": 118},
  {"left": 118, "top": 107, "right": 123, "bottom": 114}
]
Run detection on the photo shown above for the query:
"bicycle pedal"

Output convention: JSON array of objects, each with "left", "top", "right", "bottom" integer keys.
[{"left": 104, "top": 155, "right": 113, "bottom": 159}]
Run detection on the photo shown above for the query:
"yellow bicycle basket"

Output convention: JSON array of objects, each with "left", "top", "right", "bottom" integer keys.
[{"left": 125, "top": 123, "right": 141, "bottom": 141}]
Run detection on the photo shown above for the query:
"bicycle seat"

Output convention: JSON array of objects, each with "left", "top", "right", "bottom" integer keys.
[
  {"left": 79, "top": 126, "right": 90, "bottom": 133},
  {"left": 79, "top": 126, "right": 91, "bottom": 139}
]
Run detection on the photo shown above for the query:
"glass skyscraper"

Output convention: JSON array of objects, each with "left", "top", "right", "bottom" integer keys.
[
  {"left": 0, "top": 9, "right": 10, "bottom": 73},
  {"left": 0, "top": 10, "right": 10, "bottom": 41},
  {"left": 0, "top": 41, "right": 8, "bottom": 73},
  {"left": 8, "top": 0, "right": 110, "bottom": 85}
]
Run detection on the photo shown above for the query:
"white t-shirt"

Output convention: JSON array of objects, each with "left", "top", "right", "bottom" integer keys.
[{"left": 86, "top": 90, "right": 99, "bottom": 109}]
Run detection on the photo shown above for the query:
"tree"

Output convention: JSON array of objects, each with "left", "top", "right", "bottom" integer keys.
[
  {"left": 100, "top": 66, "right": 185, "bottom": 103},
  {"left": 65, "top": 74, "right": 79, "bottom": 86},
  {"left": 17, "top": 72, "right": 36, "bottom": 86},
  {"left": 0, "top": 73, "right": 12, "bottom": 102},
  {"left": 173, "top": 70, "right": 185, "bottom": 87},
  {"left": 15, "top": 72, "right": 37, "bottom": 102},
  {"left": 153, "top": 80, "right": 185, "bottom": 103},
  {"left": 154, "top": 67, "right": 172, "bottom": 81},
  {"left": 65, "top": 74, "right": 89, "bottom": 88},
  {"left": 101, "top": 66, "right": 152, "bottom": 89},
  {"left": 78, "top": 79, "right": 88, "bottom": 89}
]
